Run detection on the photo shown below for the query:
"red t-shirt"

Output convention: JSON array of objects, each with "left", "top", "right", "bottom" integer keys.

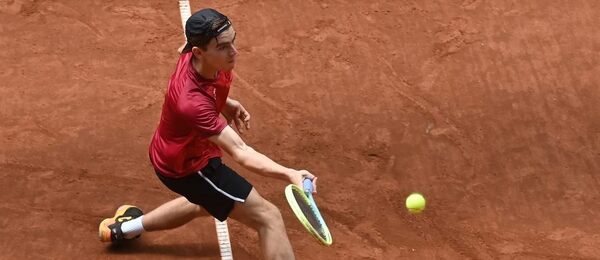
[{"left": 149, "top": 52, "right": 231, "bottom": 178}]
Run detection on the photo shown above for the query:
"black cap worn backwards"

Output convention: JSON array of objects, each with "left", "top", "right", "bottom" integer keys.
[{"left": 182, "top": 8, "right": 232, "bottom": 53}]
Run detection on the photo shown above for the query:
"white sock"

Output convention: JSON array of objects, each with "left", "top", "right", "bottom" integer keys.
[{"left": 121, "top": 215, "right": 145, "bottom": 239}]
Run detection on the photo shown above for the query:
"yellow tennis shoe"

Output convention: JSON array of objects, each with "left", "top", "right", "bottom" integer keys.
[{"left": 98, "top": 205, "right": 143, "bottom": 242}]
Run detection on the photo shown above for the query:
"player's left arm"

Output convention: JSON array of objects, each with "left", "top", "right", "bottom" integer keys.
[{"left": 222, "top": 98, "right": 251, "bottom": 133}]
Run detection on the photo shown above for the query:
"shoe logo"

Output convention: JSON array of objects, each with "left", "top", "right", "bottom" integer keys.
[{"left": 117, "top": 216, "right": 133, "bottom": 222}]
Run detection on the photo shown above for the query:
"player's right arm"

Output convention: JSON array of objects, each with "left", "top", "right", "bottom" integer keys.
[
  {"left": 209, "top": 126, "right": 317, "bottom": 192},
  {"left": 180, "top": 89, "right": 317, "bottom": 191}
]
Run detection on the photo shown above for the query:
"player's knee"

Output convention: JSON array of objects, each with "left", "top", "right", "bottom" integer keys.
[
  {"left": 260, "top": 201, "right": 284, "bottom": 226},
  {"left": 181, "top": 198, "right": 205, "bottom": 218}
]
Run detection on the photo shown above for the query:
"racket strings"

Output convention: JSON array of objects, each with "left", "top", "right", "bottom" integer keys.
[{"left": 293, "top": 190, "right": 327, "bottom": 239}]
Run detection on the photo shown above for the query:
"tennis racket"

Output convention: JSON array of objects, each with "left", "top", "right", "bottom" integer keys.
[{"left": 285, "top": 178, "right": 333, "bottom": 246}]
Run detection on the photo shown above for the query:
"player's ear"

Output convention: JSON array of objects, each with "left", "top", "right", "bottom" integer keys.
[{"left": 191, "top": 46, "right": 204, "bottom": 57}]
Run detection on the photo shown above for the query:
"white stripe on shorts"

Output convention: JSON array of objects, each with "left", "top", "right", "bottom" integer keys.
[{"left": 198, "top": 171, "right": 245, "bottom": 203}]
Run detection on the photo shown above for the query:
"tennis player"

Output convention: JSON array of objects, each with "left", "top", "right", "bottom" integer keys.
[{"left": 99, "top": 8, "right": 317, "bottom": 260}]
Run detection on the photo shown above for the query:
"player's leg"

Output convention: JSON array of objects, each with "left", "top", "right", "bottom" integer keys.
[
  {"left": 99, "top": 197, "right": 210, "bottom": 242},
  {"left": 189, "top": 158, "right": 294, "bottom": 259},
  {"left": 228, "top": 188, "right": 294, "bottom": 260},
  {"left": 142, "top": 196, "right": 209, "bottom": 231},
  {"left": 99, "top": 165, "right": 217, "bottom": 242}
]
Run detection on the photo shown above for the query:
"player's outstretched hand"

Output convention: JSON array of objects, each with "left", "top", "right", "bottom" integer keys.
[{"left": 288, "top": 170, "right": 318, "bottom": 194}]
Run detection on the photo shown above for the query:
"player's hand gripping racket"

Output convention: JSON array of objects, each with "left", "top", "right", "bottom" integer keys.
[{"left": 285, "top": 178, "right": 333, "bottom": 246}]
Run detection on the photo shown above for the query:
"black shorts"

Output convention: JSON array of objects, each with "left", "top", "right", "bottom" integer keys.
[{"left": 154, "top": 157, "right": 253, "bottom": 221}]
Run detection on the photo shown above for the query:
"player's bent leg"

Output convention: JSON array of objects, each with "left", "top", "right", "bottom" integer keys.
[
  {"left": 228, "top": 188, "right": 294, "bottom": 260},
  {"left": 99, "top": 197, "right": 210, "bottom": 243},
  {"left": 143, "top": 196, "right": 210, "bottom": 231}
]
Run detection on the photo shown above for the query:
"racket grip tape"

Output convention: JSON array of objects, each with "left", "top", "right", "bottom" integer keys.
[{"left": 303, "top": 178, "right": 313, "bottom": 194}]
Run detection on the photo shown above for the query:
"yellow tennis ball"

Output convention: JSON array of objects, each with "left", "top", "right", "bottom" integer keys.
[{"left": 405, "top": 193, "right": 426, "bottom": 213}]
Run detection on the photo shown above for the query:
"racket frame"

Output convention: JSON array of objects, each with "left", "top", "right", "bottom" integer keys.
[{"left": 285, "top": 183, "right": 333, "bottom": 246}]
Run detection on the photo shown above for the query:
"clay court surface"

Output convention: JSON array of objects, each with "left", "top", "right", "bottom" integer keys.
[{"left": 1, "top": 0, "right": 599, "bottom": 259}]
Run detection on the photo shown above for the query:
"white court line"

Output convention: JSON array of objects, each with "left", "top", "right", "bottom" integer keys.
[
  {"left": 215, "top": 219, "right": 234, "bottom": 260},
  {"left": 178, "top": 1, "right": 233, "bottom": 259},
  {"left": 178, "top": 0, "right": 191, "bottom": 36}
]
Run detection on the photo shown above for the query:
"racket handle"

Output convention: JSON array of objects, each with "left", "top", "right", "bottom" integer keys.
[{"left": 303, "top": 178, "right": 313, "bottom": 194}]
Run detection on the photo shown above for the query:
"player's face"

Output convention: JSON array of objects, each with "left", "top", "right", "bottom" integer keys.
[{"left": 202, "top": 26, "right": 238, "bottom": 71}]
